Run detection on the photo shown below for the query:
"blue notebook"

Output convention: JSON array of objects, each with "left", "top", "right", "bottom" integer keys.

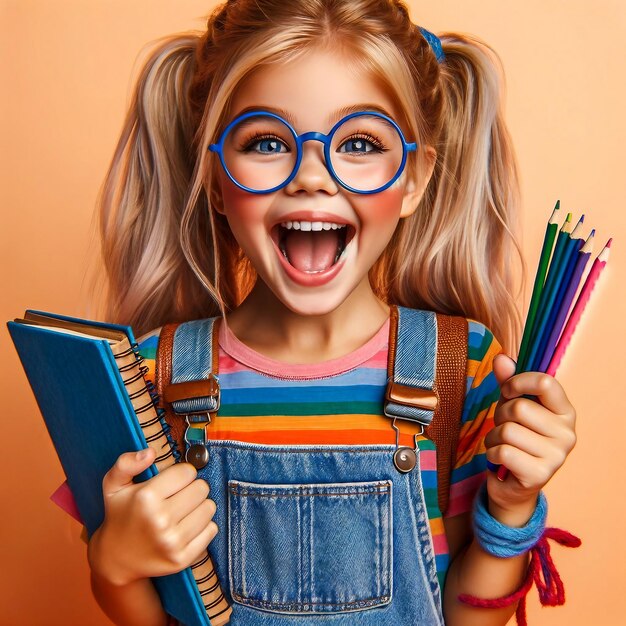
[{"left": 7, "top": 310, "right": 219, "bottom": 626}]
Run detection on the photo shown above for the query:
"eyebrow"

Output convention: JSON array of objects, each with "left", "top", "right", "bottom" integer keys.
[{"left": 231, "top": 103, "right": 396, "bottom": 130}]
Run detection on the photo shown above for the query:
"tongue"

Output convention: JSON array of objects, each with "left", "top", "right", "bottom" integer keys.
[{"left": 284, "top": 230, "right": 340, "bottom": 272}]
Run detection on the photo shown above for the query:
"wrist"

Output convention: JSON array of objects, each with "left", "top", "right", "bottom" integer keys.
[
  {"left": 472, "top": 482, "right": 548, "bottom": 559},
  {"left": 487, "top": 493, "right": 539, "bottom": 527},
  {"left": 88, "top": 525, "right": 135, "bottom": 587}
]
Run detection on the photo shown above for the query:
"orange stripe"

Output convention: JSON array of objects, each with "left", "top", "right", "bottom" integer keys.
[{"left": 208, "top": 428, "right": 429, "bottom": 447}]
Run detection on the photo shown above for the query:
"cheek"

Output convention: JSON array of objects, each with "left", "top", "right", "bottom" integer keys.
[
  {"left": 220, "top": 179, "right": 270, "bottom": 242},
  {"left": 356, "top": 186, "right": 406, "bottom": 230}
]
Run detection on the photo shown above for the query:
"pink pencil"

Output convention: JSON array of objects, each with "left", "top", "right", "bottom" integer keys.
[{"left": 546, "top": 238, "right": 612, "bottom": 376}]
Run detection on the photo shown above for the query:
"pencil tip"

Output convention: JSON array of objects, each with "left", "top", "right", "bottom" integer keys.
[
  {"left": 590, "top": 228, "right": 596, "bottom": 237},
  {"left": 555, "top": 199, "right": 560, "bottom": 210},
  {"left": 578, "top": 214, "right": 585, "bottom": 223},
  {"left": 566, "top": 212, "right": 572, "bottom": 222},
  {"left": 607, "top": 238, "right": 613, "bottom": 248}
]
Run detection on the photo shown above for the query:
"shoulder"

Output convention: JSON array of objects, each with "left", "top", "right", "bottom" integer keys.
[
  {"left": 465, "top": 319, "right": 502, "bottom": 366},
  {"left": 136, "top": 327, "right": 163, "bottom": 386}
]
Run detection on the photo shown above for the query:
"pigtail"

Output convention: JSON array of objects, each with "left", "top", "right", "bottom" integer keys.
[
  {"left": 97, "top": 33, "right": 221, "bottom": 336},
  {"left": 379, "top": 31, "right": 524, "bottom": 353}
]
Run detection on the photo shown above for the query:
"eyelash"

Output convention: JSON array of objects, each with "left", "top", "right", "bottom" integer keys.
[
  {"left": 240, "top": 133, "right": 289, "bottom": 152},
  {"left": 237, "top": 129, "right": 388, "bottom": 152},
  {"left": 340, "top": 131, "right": 387, "bottom": 152}
]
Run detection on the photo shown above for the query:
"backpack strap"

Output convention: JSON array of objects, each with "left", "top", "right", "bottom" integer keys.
[
  {"left": 156, "top": 318, "right": 222, "bottom": 463},
  {"left": 385, "top": 305, "right": 467, "bottom": 516},
  {"left": 428, "top": 312, "right": 468, "bottom": 517}
]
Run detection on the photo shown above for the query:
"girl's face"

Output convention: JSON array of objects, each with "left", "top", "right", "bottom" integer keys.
[{"left": 216, "top": 47, "right": 426, "bottom": 317}]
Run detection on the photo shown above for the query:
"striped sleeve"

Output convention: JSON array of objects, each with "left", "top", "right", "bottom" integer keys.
[
  {"left": 136, "top": 327, "right": 161, "bottom": 387},
  {"left": 444, "top": 320, "right": 504, "bottom": 518}
]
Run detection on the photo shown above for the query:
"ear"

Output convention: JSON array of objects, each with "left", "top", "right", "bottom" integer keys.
[{"left": 399, "top": 145, "right": 437, "bottom": 218}]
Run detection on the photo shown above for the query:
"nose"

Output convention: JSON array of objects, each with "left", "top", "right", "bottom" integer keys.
[{"left": 284, "top": 136, "right": 339, "bottom": 196}]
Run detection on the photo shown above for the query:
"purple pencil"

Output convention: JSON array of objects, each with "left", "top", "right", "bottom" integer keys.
[{"left": 538, "top": 230, "right": 595, "bottom": 372}]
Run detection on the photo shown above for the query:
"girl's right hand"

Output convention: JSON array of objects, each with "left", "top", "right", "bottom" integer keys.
[{"left": 87, "top": 447, "right": 219, "bottom": 587}]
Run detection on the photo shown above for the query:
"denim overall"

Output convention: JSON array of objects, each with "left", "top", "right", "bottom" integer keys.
[{"left": 169, "top": 308, "right": 445, "bottom": 625}]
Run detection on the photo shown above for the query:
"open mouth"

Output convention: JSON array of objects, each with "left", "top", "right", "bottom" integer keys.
[{"left": 271, "top": 221, "right": 357, "bottom": 274}]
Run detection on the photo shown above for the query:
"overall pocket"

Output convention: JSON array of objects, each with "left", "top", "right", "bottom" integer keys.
[{"left": 228, "top": 479, "right": 393, "bottom": 614}]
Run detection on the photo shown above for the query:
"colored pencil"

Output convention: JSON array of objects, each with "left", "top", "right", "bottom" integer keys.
[
  {"left": 525, "top": 214, "right": 582, "bottom": 371},
  {"left": 520, "top": 212, "right": 573, "bottom": 370},
  {"left": 515, "top": 201, "right": 560, "bottom": 374},
  {"left": 546, "top": 238, "right": 611, "bottom": 376},
  {"left": 537, "top": 230, "right": 594, "bottom": 372},
  {"left": 529, "top": 216, "right": 585, "bottom": 371}
]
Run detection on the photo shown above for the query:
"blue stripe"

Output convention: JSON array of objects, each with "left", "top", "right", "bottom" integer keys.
[
  {"left": 420, "top": 468, "right": 438, "bottom": 489},
  {"left": 450, "top": 454, "right": 487, "bottom": 482},
  {"left": 435, "top": 553, "right": 450, "bottom": 572},
  {"left": 219, "top": 367, "right": 387, "bottom": 389},
  {"left": 461, "top": 371, "right": 499, "bottom": 423},
  {"left": 221, "top": 384, "right": 386, "bottom": 405}
]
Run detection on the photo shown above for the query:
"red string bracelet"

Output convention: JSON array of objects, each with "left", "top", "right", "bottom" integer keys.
[{"left": 458, "top": 526, "right": 581, "bottom": 626}]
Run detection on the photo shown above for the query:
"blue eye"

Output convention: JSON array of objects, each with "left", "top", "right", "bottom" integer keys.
[
  {"left": 338, "top": 135, "right": 385, "bottom": 154},
  {"left": 245, "top": 136, "right": 289, "bottom": 154},
  {"left": 340, "top": 138, "right": 372, "bottom": 153}
]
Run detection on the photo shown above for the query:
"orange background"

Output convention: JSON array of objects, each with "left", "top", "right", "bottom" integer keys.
[{"left": 1, "top": 1, "right": 625, "bottom": 624}]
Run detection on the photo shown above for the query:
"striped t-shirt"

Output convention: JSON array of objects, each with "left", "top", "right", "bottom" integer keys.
[{"left": 138, "top": 316, "right": 502, "bottom": 591}]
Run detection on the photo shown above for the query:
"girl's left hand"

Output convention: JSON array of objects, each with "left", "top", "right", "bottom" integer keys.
[{"left": 484, "top": 354, "right": 577, "bottom": 524}]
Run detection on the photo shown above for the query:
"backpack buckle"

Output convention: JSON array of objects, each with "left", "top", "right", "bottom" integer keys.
[
  {"left": 384, "top": 381, "right": 438, "bottom": 412},
  {"left": 164, "top": 374, "right": 221, "bottom": 416}
]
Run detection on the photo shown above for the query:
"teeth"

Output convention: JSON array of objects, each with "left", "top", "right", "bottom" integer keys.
[{"left": 280, "top": 220, "right": 347, "bottom": 231}]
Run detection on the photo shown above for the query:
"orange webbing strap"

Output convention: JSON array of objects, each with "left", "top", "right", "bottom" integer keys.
[
  {"left": 155, "top": 323, "right": 184, "bottom": 456},
  {"left": 425, "top": 313, "right": 468, "bottom": 517}
]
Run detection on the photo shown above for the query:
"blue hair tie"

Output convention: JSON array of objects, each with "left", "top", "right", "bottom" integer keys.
[
  {"left": 472, "top": 482, "right": 548, "bottom": 558},
  {"left": 419, "top": 26, "right": 445, "bottom": 63}
]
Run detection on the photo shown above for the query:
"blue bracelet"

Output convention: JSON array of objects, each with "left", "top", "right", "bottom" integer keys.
[{"left": 472, "top": 482, "right": 547, "bottom": 558}]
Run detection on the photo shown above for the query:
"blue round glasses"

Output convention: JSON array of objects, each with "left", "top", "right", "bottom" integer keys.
[{"left": 208, "top": 110, "right": 418, "bottom": 195}]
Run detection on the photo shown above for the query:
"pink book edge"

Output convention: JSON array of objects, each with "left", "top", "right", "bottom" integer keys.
[{"left": 50, "top": 479, "right": 84, "bottom": 524}]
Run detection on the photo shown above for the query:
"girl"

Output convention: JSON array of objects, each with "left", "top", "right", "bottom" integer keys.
[{"left": 85, "top": 1, "right": 578, "bottom": 624}]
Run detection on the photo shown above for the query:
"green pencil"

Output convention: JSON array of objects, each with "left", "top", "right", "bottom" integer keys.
[
  {"left": 520, "top": 210, "right": 573, "bottom": 371},
  {"left": 515, "top": 202, "right": 561, "bottom": 373}
]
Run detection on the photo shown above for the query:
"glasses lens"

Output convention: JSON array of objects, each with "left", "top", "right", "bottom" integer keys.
[
  {"left": 221, "top": 114, "right": 297, "bottom": 192},
  {"left": 329, "top": 114, "right": 405, "bottom": 192}
]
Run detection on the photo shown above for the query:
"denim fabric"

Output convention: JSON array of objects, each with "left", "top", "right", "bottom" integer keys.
[{"left": 197, "top": 440, "right": 445, "bottom": 625}]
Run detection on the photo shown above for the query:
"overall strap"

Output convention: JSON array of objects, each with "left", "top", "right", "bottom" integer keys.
[
  {"left": 384, "top": 305, "right": 467, "bottom": 516},
  {"left": 156, "top": 318, "right": 222, "bottom": 459}
]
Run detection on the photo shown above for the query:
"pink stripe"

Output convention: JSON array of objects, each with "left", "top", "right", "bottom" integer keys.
[
  {"left": 219, "top": 318, "right": 390, "bottom": 378},
  {"left": 420, "top": 449, "right": 437, "bottom": 471},
  {"left": 445, "top": 473, "right": 485, "bottom": 517},
  {"left": 431, "top": 530, "right": 450, "bottom": 555}
]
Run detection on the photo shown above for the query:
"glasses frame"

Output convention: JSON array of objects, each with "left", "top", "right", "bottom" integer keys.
[{"left": 208, "top": 110, "right": 418, "bottom": 195}]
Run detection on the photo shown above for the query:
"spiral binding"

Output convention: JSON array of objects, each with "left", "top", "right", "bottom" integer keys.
[
  {"left": 113, "top": 340, "right": 231, "bottom": 622},
  {"left": 112, "top": 342, "right": 182, "bottom": 464}
]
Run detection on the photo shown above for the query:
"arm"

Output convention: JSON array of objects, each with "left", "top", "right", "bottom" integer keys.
[
  {"left": 88, "top": 526, "right": 168, "bottom": 626},
  {"left": 441, "top": 325, "right": 576, "bottom": 625},
  {"left": 443, "top": 507, "right": 533, "bottom": 625},
  {"left": 442, "top": 361, "right": 576, "bottom": 625},
  {"left": 87, "top": 447, "right": 218, "bottom": 626}
]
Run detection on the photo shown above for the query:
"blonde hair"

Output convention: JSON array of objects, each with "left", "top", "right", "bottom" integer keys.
[{"left": 97, "top": 0, "right": 523, "bottom": 352}]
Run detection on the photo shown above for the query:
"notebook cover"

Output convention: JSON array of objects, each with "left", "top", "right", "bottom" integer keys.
[{"left": 8, "top": 317, "right": 210, "bottom": 626}]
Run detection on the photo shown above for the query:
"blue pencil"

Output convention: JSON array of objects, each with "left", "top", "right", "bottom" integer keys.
[
  {"left": 537, "top": 231, "right": 594, "bottom": 372},
  {"left": 530, "top": 217, "right": 585, "bottom": 371},
  {"left": 523, "top": 213, "right": 577, "bottom": 371}
]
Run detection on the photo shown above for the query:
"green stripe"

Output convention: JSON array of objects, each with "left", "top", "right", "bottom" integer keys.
[
  {"left": 139, "top": 346, "right": 157, "bottom": 360},
  {"left": 463, "top": 386, "right": 500, "bottom": 421},
  {"left": 423, "top": 486, "right": 439, "bottom": 513},
  {"left": 437, "top": 570, "right": 446, "bottom": 594},
  {"left": 217, "top": 400, "right": 383, "bottom": 417},
  {"left": 468, "top": 328, "right": 494, "bottom": 362}
]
